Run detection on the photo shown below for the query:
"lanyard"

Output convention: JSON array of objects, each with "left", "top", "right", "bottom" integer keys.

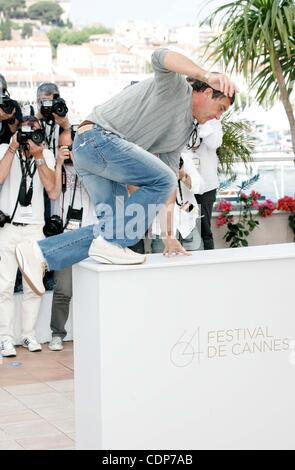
[
  {"left": 41, "top": 120, "right": 56, "bottom": 156},
  {"left": 187, "top": 121, "right": 199, "bottom": 150},
  {"left": 17, "top": 148, "right": 37, "bottom": 207}
]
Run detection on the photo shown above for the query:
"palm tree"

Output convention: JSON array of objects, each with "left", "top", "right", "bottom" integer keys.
[
  {"left": 218, "top": 113, "right": 255, "bottom": 173},
  {"left": 205, "top": 0, "right": 295, "bottom": 155}
]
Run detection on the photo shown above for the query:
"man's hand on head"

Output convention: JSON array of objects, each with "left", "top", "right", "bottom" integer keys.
[{"left": 206, "top": 73, "right": 238, "bottom": 97}]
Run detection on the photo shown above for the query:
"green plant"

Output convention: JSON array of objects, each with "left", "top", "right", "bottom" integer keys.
[
  {"left": 217, "top": 112, "right": 254, "bottom": 174},
  {"left": 216, "top": 176, "right": 276, "bottom": 247},
  {"left": 204, "top": 0, "right": 295, "bottom": 155}
]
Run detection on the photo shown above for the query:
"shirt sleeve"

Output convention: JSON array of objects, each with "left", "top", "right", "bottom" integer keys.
[
  {"left": 151, "top": 48, "right": 187, "bottom": 94},
  {"left": 159, "top": 150, "right": 180, "bottom": 176},
  {"left": 43, "top": 149, "right": 56, "bottom": 170}
]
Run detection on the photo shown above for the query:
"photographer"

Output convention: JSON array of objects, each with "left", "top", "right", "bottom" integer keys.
[
  {"left": 35, "top": 82, "right": 72, "bottom": 158},
  {"left": 47, "top": 129, "right": 97, "bottom": 351},
  {"left": 0, "top": 117, "right": 56, "bottom": 357},
  {"left": 0, "top": 74, "right": 22, "bottom": 145}
]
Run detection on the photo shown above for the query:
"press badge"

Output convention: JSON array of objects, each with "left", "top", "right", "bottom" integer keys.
[{"left": 64, "top": 207, "right": 83, "bottom": 232}]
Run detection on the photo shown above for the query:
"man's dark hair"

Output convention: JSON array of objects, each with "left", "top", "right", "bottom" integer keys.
[{"left": 187, "top": 76, "right": 235, "bottom": 105}]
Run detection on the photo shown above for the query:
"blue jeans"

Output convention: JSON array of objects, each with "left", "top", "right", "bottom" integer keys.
[{"left": 39, "top": 126, "right": 177, "bottom": 271}]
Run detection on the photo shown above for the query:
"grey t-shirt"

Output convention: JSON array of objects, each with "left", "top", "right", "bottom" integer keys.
[{"left": 87, "top": 48, "right": 194, "bottom": 174}]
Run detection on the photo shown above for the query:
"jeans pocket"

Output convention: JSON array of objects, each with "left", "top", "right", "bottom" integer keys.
[{"left": 73, "top": 136, "right": 96, "bottom": 152}]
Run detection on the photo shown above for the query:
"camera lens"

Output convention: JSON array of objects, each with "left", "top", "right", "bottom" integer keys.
[
  {"left": 31, "top": 129, "right": 45, "bottom": 145},
  {"left": 52, "top": 99, "right": 68, "bottom": 117}
]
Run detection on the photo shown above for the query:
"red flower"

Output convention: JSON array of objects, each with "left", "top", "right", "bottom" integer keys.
[
  {"left": 250, "top": 190, "right": 262, "bottom": 200},
  {"left": 277, "top": 196, "right": 295, "bottom": 213},
  {"left": 216, "top": 200, "right": 233, "bottom": 213},
  {"left": 216, "top": 215, "right": 228, "bottom": 227},
  {"left": 250, "top": 199, "right": 260, "bottom": 208},
  {"left": 258, "top": 200, "right": 276, "bottom": 218}
]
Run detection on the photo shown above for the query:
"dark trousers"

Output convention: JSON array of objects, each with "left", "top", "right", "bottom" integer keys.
[
  {"left": 50, "top": 267, "right": 72, "bottom": 339},
  {"left": 195, "top": 189, "right": 217, "bottom": 250}
]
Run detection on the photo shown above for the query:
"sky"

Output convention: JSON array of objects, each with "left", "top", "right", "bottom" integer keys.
[{"left": 70, "top": 0, "right": 227, "bottom": 28}]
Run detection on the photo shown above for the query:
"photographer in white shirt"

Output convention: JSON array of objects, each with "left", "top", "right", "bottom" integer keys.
[
  {"left": 47, "top": 131, "right": 97, "bottom": 351},
  {"left": 194, "top": 119, "right": 223, "bottom": 250},
  {"left": 0, "top": 117, "right": 55, "bottom": 357},
  {"left": 151, "top": 153, "right": 204, "bottom": 252}
]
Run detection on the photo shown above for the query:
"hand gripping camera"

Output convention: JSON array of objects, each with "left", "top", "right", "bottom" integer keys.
[
  {"left": 0, "top": 93, "right": 15, "bottom": 115},
  {"left": 17, "top": 125, "right": 45, "bottom": 146},
  {"left": 41, "top": 97, "right": 68, "bottom": 122}
]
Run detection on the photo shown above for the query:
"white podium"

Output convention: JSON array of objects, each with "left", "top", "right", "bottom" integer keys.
[{"left": 72, "top": 243, "right": 295, "bottom": 450}]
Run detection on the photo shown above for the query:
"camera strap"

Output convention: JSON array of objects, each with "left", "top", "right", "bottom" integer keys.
[
  {"left": 18, "top": 148, "right": 37, "bottom": 207},
  {"left": 176, "top": 177, "right": 194, "bottom": 213},
  {"left": 63, "top": 175, "right": 81, "bottom": 230},
  {"left": 9, "top": 169, "right": 29, "bottom": 223},
  {"left": 187, "top": 122, "right": 199, "bottom": 150},
  {"left": 41, "top": 120, "right": 56, "bottom": 155}
]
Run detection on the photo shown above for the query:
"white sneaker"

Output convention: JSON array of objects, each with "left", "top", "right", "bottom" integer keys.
[
  {"left": 89, "top": 238, "right": 146, "bottom": 265},
  {"left": 22, "top": 337, "right": 42, "bottom": 352},
  {"left": 1, "top": 339, "right": 16, "bottom": 357},
  {"left": 15, "top": 241, "right": 46, "bottom": 296},
  {"left": 48, "top": 337, "right": 64, "bottom": 351}
]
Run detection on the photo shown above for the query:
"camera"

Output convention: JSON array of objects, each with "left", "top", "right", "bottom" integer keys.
[
  {"left": 41, "top": 98, "right": 68, "bottom": 121},
  {"left": 0, "top": 94, "right": 15, "bottom": 115},
  {"left": 43, "top": 215, "right": 64, "bottom": 238},
  {"left": 0, "top": 210, "right": 10, "bottom": 228},
  {"left": 63, "top": 125, "right": 78, "bottom": 165},
  {"left": 17, "top": 126, "right": 45, "bottom": 146}
]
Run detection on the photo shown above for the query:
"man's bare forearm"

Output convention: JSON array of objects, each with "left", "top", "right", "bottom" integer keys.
[
  {"left": 163, "top": 51, "right": 208, "bottom": 82},
  {"left": 160, "top": 190, "right": 177, "bottom": 238},
  {"left": 0, "top": 146, "right": 16, "bottom": 184}
]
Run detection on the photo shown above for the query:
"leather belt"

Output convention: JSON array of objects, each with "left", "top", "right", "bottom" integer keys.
[
  {"left": 77, "top": 120, "right": 96, "bottom": 135},
  {"left": 11, "top": 222, "right": 29, "bottom": 227}
]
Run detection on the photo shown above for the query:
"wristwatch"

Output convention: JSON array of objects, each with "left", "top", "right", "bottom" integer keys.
[{"left": 35, "top": 158, "right": 46, "bottom": 167}]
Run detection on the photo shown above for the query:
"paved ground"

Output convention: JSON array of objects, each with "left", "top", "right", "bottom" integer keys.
[{"left": 0, "top": 341, "right": 75, "bottom": 450}]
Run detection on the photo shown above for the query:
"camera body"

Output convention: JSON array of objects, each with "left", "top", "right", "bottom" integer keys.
[
  {"left": 43, "top": 215, "right": 64, "bottom": 238},
  {"left": 0, "top": 210, "right": 10, "bottom": 228},
  {"left": 63, "top": 144, "right": 73, "bottom": 166},
  {"left": 0, "top": 95, "right": 15, "bottom": 115},
  {"left": 17, "top": 126, "right": 45, "bottom": 146},
  {"left": 41, "top": 98, "right": 68, "bottom": 121},
  {"left": 63, "top": 125, "right": 78, "bottom": 165}
]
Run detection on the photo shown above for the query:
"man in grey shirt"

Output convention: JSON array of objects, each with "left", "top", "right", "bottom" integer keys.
[{"left": 15, "top": 48, "right": 236, "bottom": 295}]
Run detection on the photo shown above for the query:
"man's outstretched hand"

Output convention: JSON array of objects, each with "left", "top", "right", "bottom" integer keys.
[{"left": 163, "top": 237, "right": 192, "bottom": 257}]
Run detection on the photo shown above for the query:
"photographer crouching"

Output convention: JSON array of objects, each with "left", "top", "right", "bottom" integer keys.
[{"left": 0, "top": 117, "right": 56, "bottom": 357}]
